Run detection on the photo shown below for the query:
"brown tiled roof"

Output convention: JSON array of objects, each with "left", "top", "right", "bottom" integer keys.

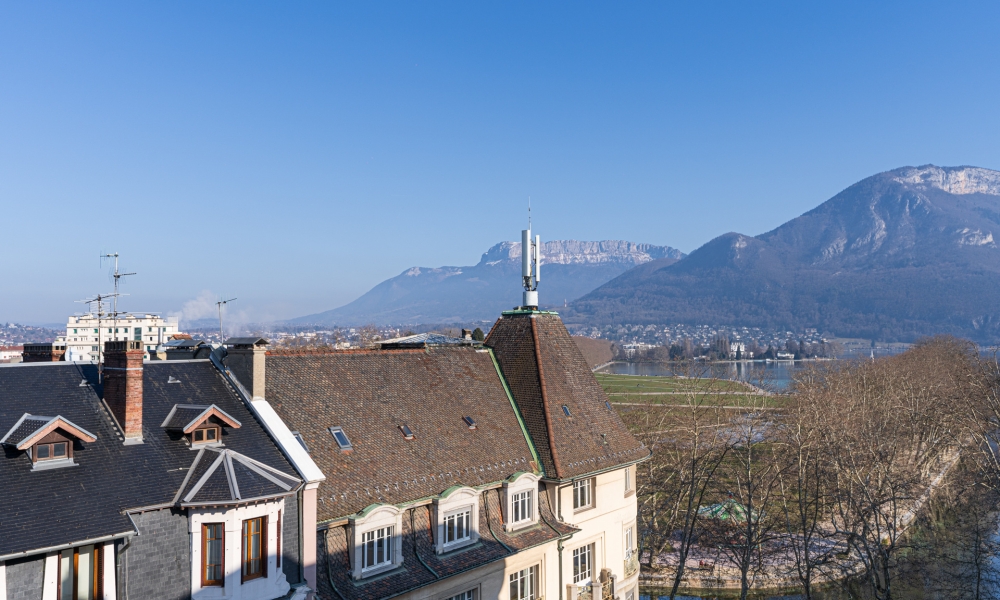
[
  {"left": 317, "top": 487, "right": 574, "bottom": 600},
  {"left": 264, "top": 347, "right": 541, "bottom": 521},
  {"left": 485, "top": 311, "right": 649, "bottom": 480}
]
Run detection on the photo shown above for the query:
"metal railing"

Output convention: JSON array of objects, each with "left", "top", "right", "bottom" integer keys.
[{"left": 624, "top": 552, "right": 639, "bottom": 578}]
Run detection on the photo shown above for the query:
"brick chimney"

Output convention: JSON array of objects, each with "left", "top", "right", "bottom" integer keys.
[
  {"left": 22, "top": 342, "right": 66, "bottom": 362},
  {"left": 225, "top": 338, "right": 269, "bottom": 399},
  {"left": 103, "top": 340, "right": 144, "bottom": 443}
]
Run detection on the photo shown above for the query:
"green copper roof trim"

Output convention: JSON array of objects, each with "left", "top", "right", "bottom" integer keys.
[
  {"left": 501, "top": 309, "right": 560, "bottom": 316},
  {"left": 486, "top": 346, "right": 545, "bottom": 478}
]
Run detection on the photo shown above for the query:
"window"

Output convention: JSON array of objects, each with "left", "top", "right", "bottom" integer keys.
[
  {"left": 202, "top": 523, "right": 225, "bottom": 586},
  {"left": 573, "top": 543, "right": 594, "bottom": 584},
  {"left": 398, "top": 424, "right": 414, "bottom": 440},
  {"left": 625, "top": 467, "right": 632, "bottom": 493},
  {"left": 58, "top": 545, "right": 102, "bottom": 599},
  {"left": 193, "top": 426, "right": 220, "bottom": 445},
  {"left": 329, "top": 426, "right": 352, "bottom": 452},
  {"left": 561, "top": 405, "right": 571, "bottom": 417},
  {"left": 34, "top": 441, "right": 68, "bottom": 462},
  {"left": 625, "top": 526, "right": 635, "bottom": 559},
  {"left": 511, "top": 490, "right": 532, "bottom": 525},
  {"left": 625, "top": 591, "right": 635, "bottom": 600},
  {"left": 462, "top": 416, "right": 477, "bottom": 429},
  {"left": 443, "top": 508, "right": 472, "bottom": 547},
  {"left": 605, "top": 401, "right": 613, "bottom": 411},
  {"left": 292, "top": 431, "right": 310, "bottom": 453},
  {"left": 362, "top": 526, "right": 393, "bottom": 571},
  {"left": 448, "top": 590, "right": 476, "bottom": 600},
  {"left": 508, "top": 565, "right": 539, "bottom": 600},
  {"left": 242, "top": 516, "right": 267, "bottom": 582},
  {"left": 573, "top": 479, "right": 593, "bottom": 510}
]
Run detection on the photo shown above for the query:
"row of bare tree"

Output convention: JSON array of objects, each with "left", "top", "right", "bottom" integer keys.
[{"left": 623, "top": 337, "right": 1000, "bottom": 600}]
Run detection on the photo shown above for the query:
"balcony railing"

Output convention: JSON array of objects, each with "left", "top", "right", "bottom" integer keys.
[{"left": 624, "top": 552, "right": 639, "bottom": 578}]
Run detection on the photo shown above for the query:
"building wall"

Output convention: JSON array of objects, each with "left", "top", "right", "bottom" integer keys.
[
  {"left": 551, "top": 465, "right": 640, "bottom": 599},
  {"left": 282, "top": 495, "right": 301, "bottom": 586},
  {"left": 4, "top": 555, "right": 44, "bottom": 600},
  {"left": 122, "top": 508, "right": 192, "bottom": 600}
]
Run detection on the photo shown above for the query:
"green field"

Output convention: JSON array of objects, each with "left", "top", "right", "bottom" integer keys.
[{"left": 595, "top": 372, "right": 787, "bottom": 409}]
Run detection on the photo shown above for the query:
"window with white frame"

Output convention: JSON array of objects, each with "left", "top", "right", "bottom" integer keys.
[
  {"left": 508, "top": 565, "right": 539, "bottom": 600},
  {"left": 573, "top": 543, "right": 594, "bottom": 584},
  {"left": 443, "top": 507, "right": 472, "bottom": 547},
  {"left": 447, "top": 590, "right": 476, "bottom": 600},
  {"left": 502, "top": 472, "right": 540, "bottom": 531},
  {"left": 362, "top": 526, "right": 393, "bottom": 571},
  {"left": 625, "top": 591, "right": 635, "bottom": 600},
  {"left": 573, "top": 478, "right": 593, "bottom": 510},
  {"left": 350, "top": 505, "right": 404, "bottom": 579},
  {"left": 511, "top": 490, "right": 532, "bottom": 524},
  {"left": 625, "top": 525, "right": 635, "bottom": 559},
  {"left": 625, "top": 466, "right": 632, "bottom": 494}
]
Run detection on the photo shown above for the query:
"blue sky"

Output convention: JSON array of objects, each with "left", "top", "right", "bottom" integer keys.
[{"left": 3, "top": 2, "right": 1000, "bottom": 324}]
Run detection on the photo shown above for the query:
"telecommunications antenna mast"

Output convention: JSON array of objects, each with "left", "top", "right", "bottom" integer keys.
[
  {"left": 217, "top": 297, "right": 237, "bottom": 342},
  {"left": 101, "top": 252, "right": 136, "bottom": 335},
  {"left": 521, "top": 198, "right": 541, "bottom": 309}
]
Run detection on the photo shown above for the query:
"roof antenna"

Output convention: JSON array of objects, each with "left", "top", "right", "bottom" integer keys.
[
  {"left": 521, "top": 198, "right": 541, "bottom": 310},
  {"left": 100, "top": 252, "right": 136, "bottom": 342},
  {"left": 217, "top": 297, "right": 237, "bottom": 342}
]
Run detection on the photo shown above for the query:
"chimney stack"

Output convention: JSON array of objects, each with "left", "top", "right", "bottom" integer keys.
[
  {"left": 104, "top": 340, "right": 144, "bottom": 443},
  {"left": 22, "top": 342, "right": 67, "bottom": 363},
  {"left": 225, "top": 338, "right": 269, "bottom": 399}
]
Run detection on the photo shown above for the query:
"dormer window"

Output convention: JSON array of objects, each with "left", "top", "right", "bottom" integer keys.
[
  {"left": 193, "top": 426, "right": 220, "bottom": 445},
  {"left": 34, "top": 441, "right": 69, "bottom": 462},
  {"left": 160, "top": 404, "right": 241, "bottom": 448},
  {"left": 502, "top": 472, "right": 540, "bottom": 531},
  {"left": 432, "top": 486, "right": 480, "bottom": 554},
  {"left": 1, "top": 414, "right": 96, "bottom": 471}
]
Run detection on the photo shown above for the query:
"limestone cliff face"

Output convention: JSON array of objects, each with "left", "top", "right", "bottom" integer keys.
[
  {"left": 479, "top": 240, "right": 684, "bottom": 266},
  {"left": 289, "top": 240, "right": 684, "bottom": 326}
]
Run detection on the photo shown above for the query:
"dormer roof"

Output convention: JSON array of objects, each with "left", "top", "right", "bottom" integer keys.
[
  {"left": 0, "top": 414, "right": 97, "bottom": 450},
  {"left": 176, "top": 448, "right": 301, "bottom": 506},
  {"left": 160, "top": 404, "right": 242, "bottom": 433}
]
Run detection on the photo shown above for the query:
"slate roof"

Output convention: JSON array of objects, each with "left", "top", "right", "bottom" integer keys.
[
  {"left": 377, "top": 333, "right": 480, "bottom": 349},
  {"left": 0, "top": 360, "right": 301, "bottom": 558},
  {"left": 262, "top": 347, "right": 541, "bottom": 521},
  {"left": 485, "top": 311, "right": 650, "bottom": 480},
  {"left": 175, "top": 448, "right": 300, "bottom": 506},
  {"left": 317, "top": 487, "right": 575, "bottom": 600},
  {"left": 0, "top": 414, "right": 97, "bottom": 449}
]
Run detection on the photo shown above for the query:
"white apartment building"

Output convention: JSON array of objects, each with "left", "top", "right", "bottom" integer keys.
[{"left": 63, "top": 313, "right": 181, "bottom": 361}]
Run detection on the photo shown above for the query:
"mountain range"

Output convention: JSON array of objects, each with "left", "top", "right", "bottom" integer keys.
[
  {"left": 291, "top": 240, "right": 684, "bottom": 326},
  {"left": 568, "top": 165, "right": 1000, "bottom": 342}
]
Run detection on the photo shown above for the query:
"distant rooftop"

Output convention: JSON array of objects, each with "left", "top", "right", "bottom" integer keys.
[{"left": 377, "top": 332, "right": 481, "bottom": 349}]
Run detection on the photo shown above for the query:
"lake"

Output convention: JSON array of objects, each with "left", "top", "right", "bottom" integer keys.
[{"left": 597, "top": 360, "right": 811, "bottom": 391}]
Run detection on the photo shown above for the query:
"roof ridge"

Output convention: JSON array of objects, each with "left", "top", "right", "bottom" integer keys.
[{"left": 531, "top": 317, "right": 563, "bottom": 478}]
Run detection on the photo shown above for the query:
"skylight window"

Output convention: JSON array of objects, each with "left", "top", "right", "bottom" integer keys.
[
  {"left": 292, "top": 431, "right": 310, "bottom": 453},
  {"left": 329, "top": 426, "right": 353, "bottom": 452},
  {"left": 605, "top": 401, "right": 613, "bottom": 411},
  {"left": 463, "top": 416, "right": 477, "bottom": 430},
  {"left": 399, "top": 424, "right": 415, "bottom": 440},
  {"left": 562, "top": 405, "right": 572, "bottom": 417}
]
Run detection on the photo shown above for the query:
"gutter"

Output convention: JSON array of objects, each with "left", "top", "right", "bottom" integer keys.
[
  {"left": 540, "top": 450, "right": 652, "bottom": 485},
  {"left": 486, "top": 347, "right": 544, "bottom": 477},
  {"left": 0, "top": 530, "right": 135, "bottom": 562}
]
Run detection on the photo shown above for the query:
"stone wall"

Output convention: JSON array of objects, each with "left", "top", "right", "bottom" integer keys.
[
  {"left": 122, "top": 508, "right": 191, "bottom": 600},
  {"left": 5, "top": 555, "right": 44, "bottom": 600}
]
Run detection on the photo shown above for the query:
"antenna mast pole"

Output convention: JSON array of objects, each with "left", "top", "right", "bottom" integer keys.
[
  {"left": 101, "top": 253, "right": 136, "bottom": 341},
  {"left": 521, "top": 198, "right": 541, "bottom": 309},
  {"left": 217, "top": 298, "right": 237, "bottom": 342}
]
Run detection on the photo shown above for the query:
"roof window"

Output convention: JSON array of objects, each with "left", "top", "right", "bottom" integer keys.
[
  {"left": 292, "top": 431, "right": 310, "bottom": 453},
  {"left": 463, "top": 416, "right": 477, "bottom": 430},
  {"left": 399, "top": 424, "right": 415, "bottom": 440},
  {"left": 168, "top": 375, "right": 181, "bottom": 384},
  {"left": 562, "top": 405, "right": 572, "bottom": 417},
  {"left": 329, "top": 426, "right": 353, "bottom": 452},
  {"left": 605, "top": 401, "right": 613, "bottom": 411}
]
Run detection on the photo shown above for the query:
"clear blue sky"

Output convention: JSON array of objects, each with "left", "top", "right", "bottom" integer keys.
[{"left": 3, "top": 2, "right": 999, "bottom": 325}]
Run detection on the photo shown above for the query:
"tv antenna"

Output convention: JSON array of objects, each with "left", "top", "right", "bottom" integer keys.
[
  {"left": 76, "top": 291, "right": 118, "bottom": 382},
  {"left": 217, "top": 297, "right": 237, "bottom": 342},
  {"left": 101, "top": 252, "right": 136, "bottom": 336}
]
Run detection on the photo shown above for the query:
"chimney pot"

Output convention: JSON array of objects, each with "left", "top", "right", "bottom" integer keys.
[{"left": 103, "top": 340, "right": 144, "bottom": 443}]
